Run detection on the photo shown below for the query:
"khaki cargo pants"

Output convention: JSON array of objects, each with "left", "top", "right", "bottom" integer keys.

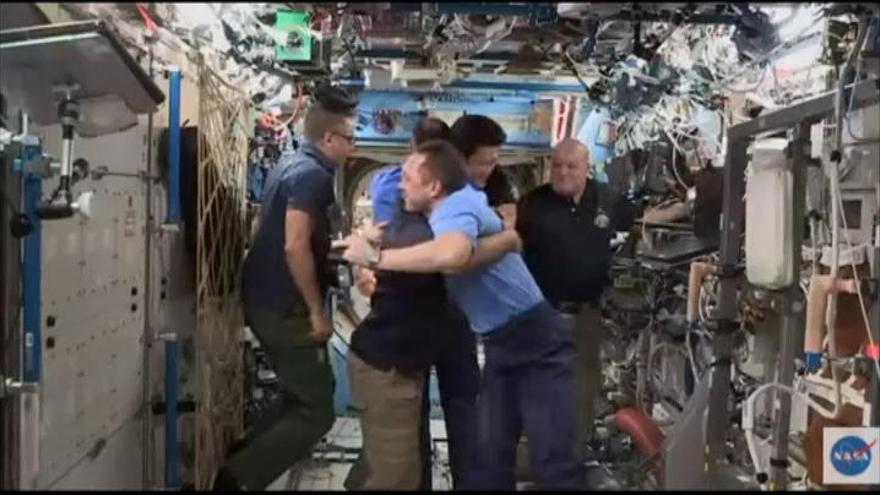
[{"left": 345, "top": 351, "right": 427, "bottom": 490}]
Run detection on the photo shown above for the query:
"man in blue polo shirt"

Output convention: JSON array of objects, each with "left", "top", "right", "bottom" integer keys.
[
  {"left": 336, "top": 140, "right": 584, "bottom": 490},
  {"left": 345, "top": 117, "right": 520, "bottom": 490},
  {"left": 214, "top": 89, "right": 358, "bottom": 490}
]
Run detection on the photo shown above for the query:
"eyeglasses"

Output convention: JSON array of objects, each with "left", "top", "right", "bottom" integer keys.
[{"left": 331, "top": 131, "right": 356, "bottom": 144}]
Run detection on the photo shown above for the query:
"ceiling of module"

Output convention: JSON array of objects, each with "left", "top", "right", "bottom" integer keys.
[{"left": 3, "top": 3, "right": 848, "bottom": 163}]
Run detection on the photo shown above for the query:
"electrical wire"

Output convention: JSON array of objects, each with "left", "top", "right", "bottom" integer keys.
[
  {"left": 816, "top": 14, "right": 874, "bottom": 412},
  {"left": 261, "top": 82, "right": 306, "bottom": 137},
  {"left": 715, "top": 10, "right": 827, "bottom": 90},
  {"left": 563, "top": 52, "right": 592, "bottom": 95},
  {"left": 652, "top": 121, "right": 690, "bottom": 192},
  {"left": 743, "top": 377, "right": 854, "bottom": 486},
  {"left": 669, "top": 139, "right": 689, "bottom": 192},
  {"left": 136, "top": 3, "right": 159, "bottom": 33},
  {"left": 835, "top": 177, "right": 880, "bottom": 380},
  {"left": 844, "top": 57, "right": 880, "bottom": 144},
  {"left": 685, "top": 329, "right": 701, "bottom": 380}
]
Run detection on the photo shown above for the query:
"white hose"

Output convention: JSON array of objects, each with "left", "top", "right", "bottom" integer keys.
[
  {"left": 744, "top": 429, "right": 768, "bottom": 491},
  {"left": 647, "top": 342, "right": 687, "bottom": 373},
  {"left": 815, "top": 15, "right": 869, "bottom": 423},
  {"left": 685, "top": 329, "right": 701, "bottom": 381},
  {"left": 742, "top": 381, "right": 844, "bottom": 489},
  {"left": 835, "top": 176, "right": 880, "bottom": 381},
  {"left": 647, "top": 342, "right": 689, "bottom": 400},
  {"left": 809, "top": 216, "right": 820, "bottom": 275},
  {"left": 825, "top": 156, "right": 844, "bottom": 420}
]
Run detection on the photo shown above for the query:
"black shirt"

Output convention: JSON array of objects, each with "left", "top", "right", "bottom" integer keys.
[
  {"left": 350, "top": 201, "right": 471, "bottom": 371},
  {"left": 242, "top": 144, "right": 335, "bottom": 315},
  {"left": 481, "top": 167, "right": 518, "bottom": 207},
  {"left": 517, "top": 181, "right": 630, "bottom": 306}
]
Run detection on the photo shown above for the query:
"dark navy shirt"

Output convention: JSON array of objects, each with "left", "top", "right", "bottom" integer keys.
[
  {"left": 242, "top": 143, "right": 336, "bottom": 314},
  {"left": 351, "top": 165, "right": 471, "bottom": 371},
  {"left": 480, "top": 166, "right": 518, "bottom": 207}
]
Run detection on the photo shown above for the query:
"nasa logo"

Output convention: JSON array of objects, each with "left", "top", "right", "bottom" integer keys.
[
  {"left": 594, "top": 211, "right": 610, "bottom": 229},
  {"left": 830, "top": 436, "right": 874, "bottom": 477},
  {"left": 823, "top": 427, "right": 880, "bottom": 485}
]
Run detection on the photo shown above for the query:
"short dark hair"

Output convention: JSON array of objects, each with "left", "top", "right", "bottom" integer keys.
[
  {"left": 313, "top": 83, "right": 359, "bottom": 115},
  {"left": 449, "top": 114, "right": 506, "bottom": 159},
  {"left": 413, "top": 117, "right": 450, "bottom": 145},
  {"left": 414, "top": 140, "right": 468, "bottom": 194}
]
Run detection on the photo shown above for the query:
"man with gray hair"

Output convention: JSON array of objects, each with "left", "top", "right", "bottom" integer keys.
[{"left": 516, "top": 138, "right": 633, "bottom": 465}]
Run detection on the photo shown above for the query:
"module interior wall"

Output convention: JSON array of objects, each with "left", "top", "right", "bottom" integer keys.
[
  {"left": 0, "top": 30, "right": 204, "bottom": 489},
  {"left": 35, "top": 122, "right": 199, "bottom": 490},
  {"left": 146, "top": 71, "right": 200, "bottom": 485},
  {"left": 147, "top": 183, "right": 199, "bottom": 487},
  {"left": 31, "top": 119, "right": 150, "bottom": 488}
]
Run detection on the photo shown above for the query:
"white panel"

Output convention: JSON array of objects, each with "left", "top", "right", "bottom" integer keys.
[
  {"left": 35, "top": 118, "right": 155, "bottom": 489},
  {"left": 47, "top": 416, "right": 143, "bottom": 490},
  {"left": 44, "top": 233, "right": 59, "bottom": 262},
  {"left": 16, "top": 73, "right": 209, "bottom": 487}
]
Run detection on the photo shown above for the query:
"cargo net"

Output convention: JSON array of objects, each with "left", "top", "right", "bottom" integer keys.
[{"left": 194, "top": 59, "right": 249, "bottom": 490}]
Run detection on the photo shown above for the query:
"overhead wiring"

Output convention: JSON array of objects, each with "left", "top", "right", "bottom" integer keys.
[
  {"left": 835, "top": 178, "right": 880, "bottom": 381},
  {"left": 715, "top": 10, "right": 827, "bottom": 90}
]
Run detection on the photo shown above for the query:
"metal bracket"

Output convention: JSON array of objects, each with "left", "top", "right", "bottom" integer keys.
[
  {"left": 6, "top": 139, "right": 53, "bottom": 177},
  {"left": 715, "top": 263, "right": 743, "bottom": 279},
  {"left": 90, "top": 165, "right": 160, "bottom": 182},
  {"left": 151, "top": 399, "right": 196, "bottom": 415},
  {"left": 1, "top": 376, "right": 39, "bottom": 400},
  {"left": 50, "top": 83, "right": 81, "bottom": 100}
]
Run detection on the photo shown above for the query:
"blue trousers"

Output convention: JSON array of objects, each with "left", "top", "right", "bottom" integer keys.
[
  {"left": 471, "top": 302, "right": 585, "bottom": 490},
  {"left": 421, "top": 326, "right": 482, "bottom": 490}
]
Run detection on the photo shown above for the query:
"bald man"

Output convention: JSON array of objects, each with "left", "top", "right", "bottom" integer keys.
[{"left": 516, "top": 138, "right": 633, "bottom": 464}]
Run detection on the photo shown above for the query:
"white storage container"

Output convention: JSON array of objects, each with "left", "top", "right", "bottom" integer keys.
[{"left": 745, "top": 138, "right": 794, "bottom": 289}]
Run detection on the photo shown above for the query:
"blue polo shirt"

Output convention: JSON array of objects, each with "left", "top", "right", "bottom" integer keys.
[
  {"left": 370, "top": 165, "right": 403, "bottom": 223},
  {"left": 242, "top": 143, "right": 336, "bottom": 314},
  {"left": 429, "top": 185, "right": 545, "bottom": 334}
]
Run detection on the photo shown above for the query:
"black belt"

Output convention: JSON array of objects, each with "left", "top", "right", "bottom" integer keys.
[
  {"left": 552, "top": 300, "right": 599, "bottom": 315},
  {"left": 357, "top": 354, "right": 425, "bottom": 374},
  {"left": 370, "top": 361, "right": 397, "bottom": 372}
]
